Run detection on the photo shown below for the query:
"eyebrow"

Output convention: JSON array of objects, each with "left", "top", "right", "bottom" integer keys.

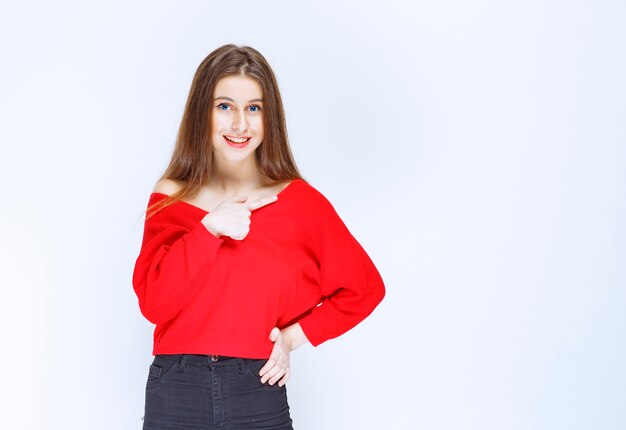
[{"left": 214, "top": 96, "right": 263, "bottom": 103}]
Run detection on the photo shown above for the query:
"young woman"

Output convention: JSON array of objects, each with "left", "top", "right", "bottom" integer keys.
[{"left": 132, "top": 44, "right": 386, "bottom": 429}]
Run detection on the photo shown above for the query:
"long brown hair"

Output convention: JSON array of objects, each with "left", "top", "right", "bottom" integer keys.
[{"left": 144, "top": 44, "right": 305, "bottom": 220}]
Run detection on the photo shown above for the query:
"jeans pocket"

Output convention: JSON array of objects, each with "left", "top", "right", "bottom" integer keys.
[
  {"left": 244, "top": 358, "right": 267, "bottom": 382},
  {"left": 245, "top": 358, "right": 286, "bottom": 390},
  {"left": 147, "top": 354, "right": 180, "bottom": 383}
]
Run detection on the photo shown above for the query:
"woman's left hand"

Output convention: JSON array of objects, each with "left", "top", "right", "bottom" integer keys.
[{"left": 259, "top": 327, "right": 293, "bottom": 387}]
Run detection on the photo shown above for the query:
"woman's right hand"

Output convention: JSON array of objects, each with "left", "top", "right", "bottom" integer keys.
[{"left": 201, "top": 194, "right": 278, "bottom": 240}]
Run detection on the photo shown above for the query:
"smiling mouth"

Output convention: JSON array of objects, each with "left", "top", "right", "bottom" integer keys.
[{"left": 223, "top": 135, "right": 251, "bottom": 144}]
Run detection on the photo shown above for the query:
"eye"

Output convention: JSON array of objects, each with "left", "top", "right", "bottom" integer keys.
[
  {"left": 216, "top": 103, "right": 230, "bottom": 111},
  {"left": 248, "top": 105, "right": 262, "bottom": 112}
]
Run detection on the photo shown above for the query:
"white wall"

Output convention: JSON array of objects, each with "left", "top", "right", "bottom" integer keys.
[{"left": 0, "top": 1, "right": 624, "bottom": 429}]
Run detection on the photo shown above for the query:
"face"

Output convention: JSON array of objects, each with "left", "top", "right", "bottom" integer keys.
[{"left": 210, "top": 74, "right": 264, "bottom": 166}]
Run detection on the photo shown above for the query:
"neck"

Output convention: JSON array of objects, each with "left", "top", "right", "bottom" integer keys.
[{"left": 210, "top": 154, "right": 266, "bottom": 193}]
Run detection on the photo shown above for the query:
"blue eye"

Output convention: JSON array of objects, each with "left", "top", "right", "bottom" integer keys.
[{"left": 216, "top": 103, "right": 262, "bottom": 112}]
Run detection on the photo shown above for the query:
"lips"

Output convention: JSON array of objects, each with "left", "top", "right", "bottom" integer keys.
[
  {"left": 223, "top": 135, "right": 251, "bottom": 148},
  {"left": 224, "top": 135, "right": 250, "bottom": 143}
]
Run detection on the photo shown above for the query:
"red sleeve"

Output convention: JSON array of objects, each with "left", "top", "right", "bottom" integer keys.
[
  {"left": 298, "top": 193, "right": 386, "bottom": 347},
  {"left": 132, "top": 195, "right": 224, "bottom": 324}
]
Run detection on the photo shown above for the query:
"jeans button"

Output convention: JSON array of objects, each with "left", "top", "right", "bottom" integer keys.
[{"left": 211, "top": 354, "right": 218, "bottom": 362}]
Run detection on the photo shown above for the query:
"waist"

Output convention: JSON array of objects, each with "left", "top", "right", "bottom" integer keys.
[{"left": 158, "top": 353, "right": 266, "bottom": 365}]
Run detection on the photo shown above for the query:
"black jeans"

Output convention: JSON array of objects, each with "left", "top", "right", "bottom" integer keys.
[{"left": 142, "top": 354, "right": 294, "bottom": 429}]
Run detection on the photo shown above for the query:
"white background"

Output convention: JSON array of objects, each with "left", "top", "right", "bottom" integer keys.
[{"left": 1, "top": 1, "right": 624, "bottom": 429}]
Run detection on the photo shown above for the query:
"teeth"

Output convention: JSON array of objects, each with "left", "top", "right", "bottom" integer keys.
[{"left": 225, "top": 136, "right": 249, "bottom": 143}]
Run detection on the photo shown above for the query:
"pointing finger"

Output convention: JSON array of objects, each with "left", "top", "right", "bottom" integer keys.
[
  {"left": 247, "top": 195, "right": 278, "bottom": 211},
  {"left": 228, "top": 195, "right": 248, "bottom": 203}
]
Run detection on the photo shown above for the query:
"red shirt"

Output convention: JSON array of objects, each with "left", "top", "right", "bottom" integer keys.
[{"left": 132, "top": 178, "right": 385, "bottom": 358}]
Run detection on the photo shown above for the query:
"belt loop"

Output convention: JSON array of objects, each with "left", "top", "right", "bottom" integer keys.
[{"left": 237, "top": 358, "right": 246, "bottom": 374}]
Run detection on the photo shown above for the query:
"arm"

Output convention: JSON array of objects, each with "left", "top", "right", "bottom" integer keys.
[
  {"left": 297, "top": 194, "right": 386, "bottom": 347},
  {"left": 132, "top": 195, "right": 224, "bottom": 324}
]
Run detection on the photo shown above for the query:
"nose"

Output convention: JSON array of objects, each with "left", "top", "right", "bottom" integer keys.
[{"left": 231, "top": 109, "right": 248, "bottom": 133}]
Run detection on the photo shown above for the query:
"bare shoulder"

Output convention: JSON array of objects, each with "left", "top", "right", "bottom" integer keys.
[{"left": 153, "top": 178, "right": 185, "bottom": 196}]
